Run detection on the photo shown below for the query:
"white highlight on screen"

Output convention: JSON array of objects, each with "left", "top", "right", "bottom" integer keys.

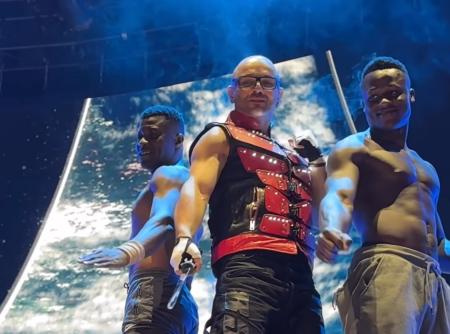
[{"left": 0, "top": 98, "right": 92, "bottom": 326}]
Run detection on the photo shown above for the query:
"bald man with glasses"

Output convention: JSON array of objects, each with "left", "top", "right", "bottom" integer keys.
[{"left": 170, "top": 55, "right": 327, "bottom": 334}]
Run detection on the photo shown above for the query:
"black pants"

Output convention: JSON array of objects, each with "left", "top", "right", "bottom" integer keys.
[
  {"left": 205, "top": 250, "right": 325, "bottom": 334},
  {"left": 122, "top": 269, "right": 198, "bottom": 334}
]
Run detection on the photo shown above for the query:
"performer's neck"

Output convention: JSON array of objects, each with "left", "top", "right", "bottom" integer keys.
[
  {"left": 370, "top": 125, "right": 408, "bottom": 151},
  {"left": 253, "top": 115, "right": 272, "bottom": 136},
  {"left": 230, "top": 110, "right": 273, "bottom": 136}
]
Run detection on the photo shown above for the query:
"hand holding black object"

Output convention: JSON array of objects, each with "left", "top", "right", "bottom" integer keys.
[
  {"left": 288, "top": 130, "right": 323, "bottom": 162},
  {"left": 170, "top": 236, "right": 202, "bottom": 275}
]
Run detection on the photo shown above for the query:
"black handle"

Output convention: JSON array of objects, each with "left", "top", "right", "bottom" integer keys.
[{"left": 179, "top": 258, "right": 195, "bottom": 274}]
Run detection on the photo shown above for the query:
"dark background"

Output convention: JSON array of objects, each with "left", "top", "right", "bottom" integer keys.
[{"left": 1, "top": 0, "right": 450, "bottom": 307}]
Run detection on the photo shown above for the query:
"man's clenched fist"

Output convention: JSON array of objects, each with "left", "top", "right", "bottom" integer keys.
[
  {"left": 316, "top": 228, "right": 353, "bottom": 264},
  {"left": 288, "top": 130, "right": 323, "bottom": 162},
  {"left": 170, "top": 237, "right": 202, "bottom": 276}
]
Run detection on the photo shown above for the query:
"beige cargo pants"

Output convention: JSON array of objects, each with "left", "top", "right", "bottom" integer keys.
[{"left": 334, "top": 244, "right": 450, "bottom": 334}]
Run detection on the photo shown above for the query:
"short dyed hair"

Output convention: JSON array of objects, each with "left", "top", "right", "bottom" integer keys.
[
  {"left": 140, "top": 105, "right": 185, "bottom": 133},
  {"left": 361, "top": 56, "right": 409, "bottom": 84}
]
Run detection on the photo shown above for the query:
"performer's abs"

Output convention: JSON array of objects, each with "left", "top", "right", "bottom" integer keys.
[
  {"left": 130, "top": 241, "right": 175, "bottom": 274},
  {"left": 356, "top": 209, "right": 438, "bottom": 257}
]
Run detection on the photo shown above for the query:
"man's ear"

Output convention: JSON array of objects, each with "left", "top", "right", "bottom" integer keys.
[
  {"left": 175, "top": 133, "right": 184, "bottom": 148},
  {"left": 361, "top": 99, "right": 367, "bottom": 113},
  {"left": 410, "top": 88, "right": 415, "bottom": 102},
  {"left": 276, "top": 88, "right": 283, "bottom": 107},
  {"left": 227, "top": 85, "right": 235, "bottom": 103}
]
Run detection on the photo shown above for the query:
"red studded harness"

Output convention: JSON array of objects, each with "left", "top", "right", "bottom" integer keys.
[{"left": 192, "top": 111, "right": 316, "bottom": 269}]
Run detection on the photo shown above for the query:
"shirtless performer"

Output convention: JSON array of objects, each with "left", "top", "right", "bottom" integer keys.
[
  {"left": 78, "top": 105, "right": 201, "bottom": 334},
  {"left": 316, "top": 56, "right": 450, "bottom": 333},
  {"left": 170, "top": 55, "right": 327, "bottom": 334}
]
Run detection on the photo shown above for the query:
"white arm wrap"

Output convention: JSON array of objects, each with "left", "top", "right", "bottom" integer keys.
[{"left": 117, "top": 240, "right": 146, "bottom": 265}]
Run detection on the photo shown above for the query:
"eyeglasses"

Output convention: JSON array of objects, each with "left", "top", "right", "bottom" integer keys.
[{"left": 232, "top": 76, "right": 279, "bottom": 90}]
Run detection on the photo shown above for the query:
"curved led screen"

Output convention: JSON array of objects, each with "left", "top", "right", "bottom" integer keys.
[{"left": 0, "top": 55, "right": 356, "bottom": 334}]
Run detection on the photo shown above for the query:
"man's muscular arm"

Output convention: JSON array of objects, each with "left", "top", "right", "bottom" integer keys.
[
  {"left": 170, "top": 127, "right": 228, "bottom": 274},
  {"left": 310, "top": 156, "right": 327, "bottom": 230},
  {"left": 316, "top": 138, "right": 360, "bottom": 263},
  {"left": 174, "top": 127, "right": 229, "bottom": 239},
  {"left": 319, "top": 142, "right": 359, "bottom": 234},
  {"left": 436, "top": 212, "right": 450, "bottom": 274},
  {"left": 131, "top": 166, "right": 188, "bottom": 257},
  {"left": 78, "top": 166, "right": 188, "bottom": 268}
]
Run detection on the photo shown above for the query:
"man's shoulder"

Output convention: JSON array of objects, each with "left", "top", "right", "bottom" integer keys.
[
  {"left": 151, "top": 165, "right": 189, "bottom": 187},
  {"left": 327, "top": 132, "right": 369, "bottom": 169},
  {"left": 408, "top": 149, "right": 438, "bottom": 173},
  {"left": 408, "top": 148, "right": 428, "bottom": 163},
  {"left": 332, "top": 132, "right": 368, "bottom": 156},
  {"left": 190, "top": 124, "right": 229, "bottom": 159},
  {"left": 335, "top": 132, "right": 366, "bottom": 149},
  {"left": 197, "top": 124, "right": 229, "bottom": 142}
]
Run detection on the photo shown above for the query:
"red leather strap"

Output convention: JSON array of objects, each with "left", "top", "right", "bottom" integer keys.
[
  {"left": 259, "top": 214, "right": 316, "bottom": 251},
  {"left": 264, "top": 186, "right": 312, "bottom": 224},
  {"left": 237, "top": 148, "right": 288, "bottom": 173},
  {"left": 256, "top": 170, "right": 312, "bottom": 201},
  {"left": 211, "top": 234, "right": 297, "bottom": 264},
  {"left": 211, "top": 233, "right": 315, "bottom": 270}
]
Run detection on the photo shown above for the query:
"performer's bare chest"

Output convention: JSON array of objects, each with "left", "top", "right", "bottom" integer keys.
[{"left": 358, "top": 142, "right": 439, "bottom": 205}]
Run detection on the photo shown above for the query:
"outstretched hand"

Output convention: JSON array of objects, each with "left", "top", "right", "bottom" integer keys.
[{"left": 78, "top": 248, "right": 130, "bottom": 268}]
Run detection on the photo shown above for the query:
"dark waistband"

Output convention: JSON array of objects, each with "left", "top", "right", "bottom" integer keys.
[
  {"left": 129, "top": 268, "right": 179, "bottom": 284},
  {"left": 216, "top": 250, "right": 312, "bottom": 273},
  {"left": 356, "top": 243, "right": 440, "bottom": 275},
  {"left": 361, "top": 241, "right": 384, "bottom": 248}
]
